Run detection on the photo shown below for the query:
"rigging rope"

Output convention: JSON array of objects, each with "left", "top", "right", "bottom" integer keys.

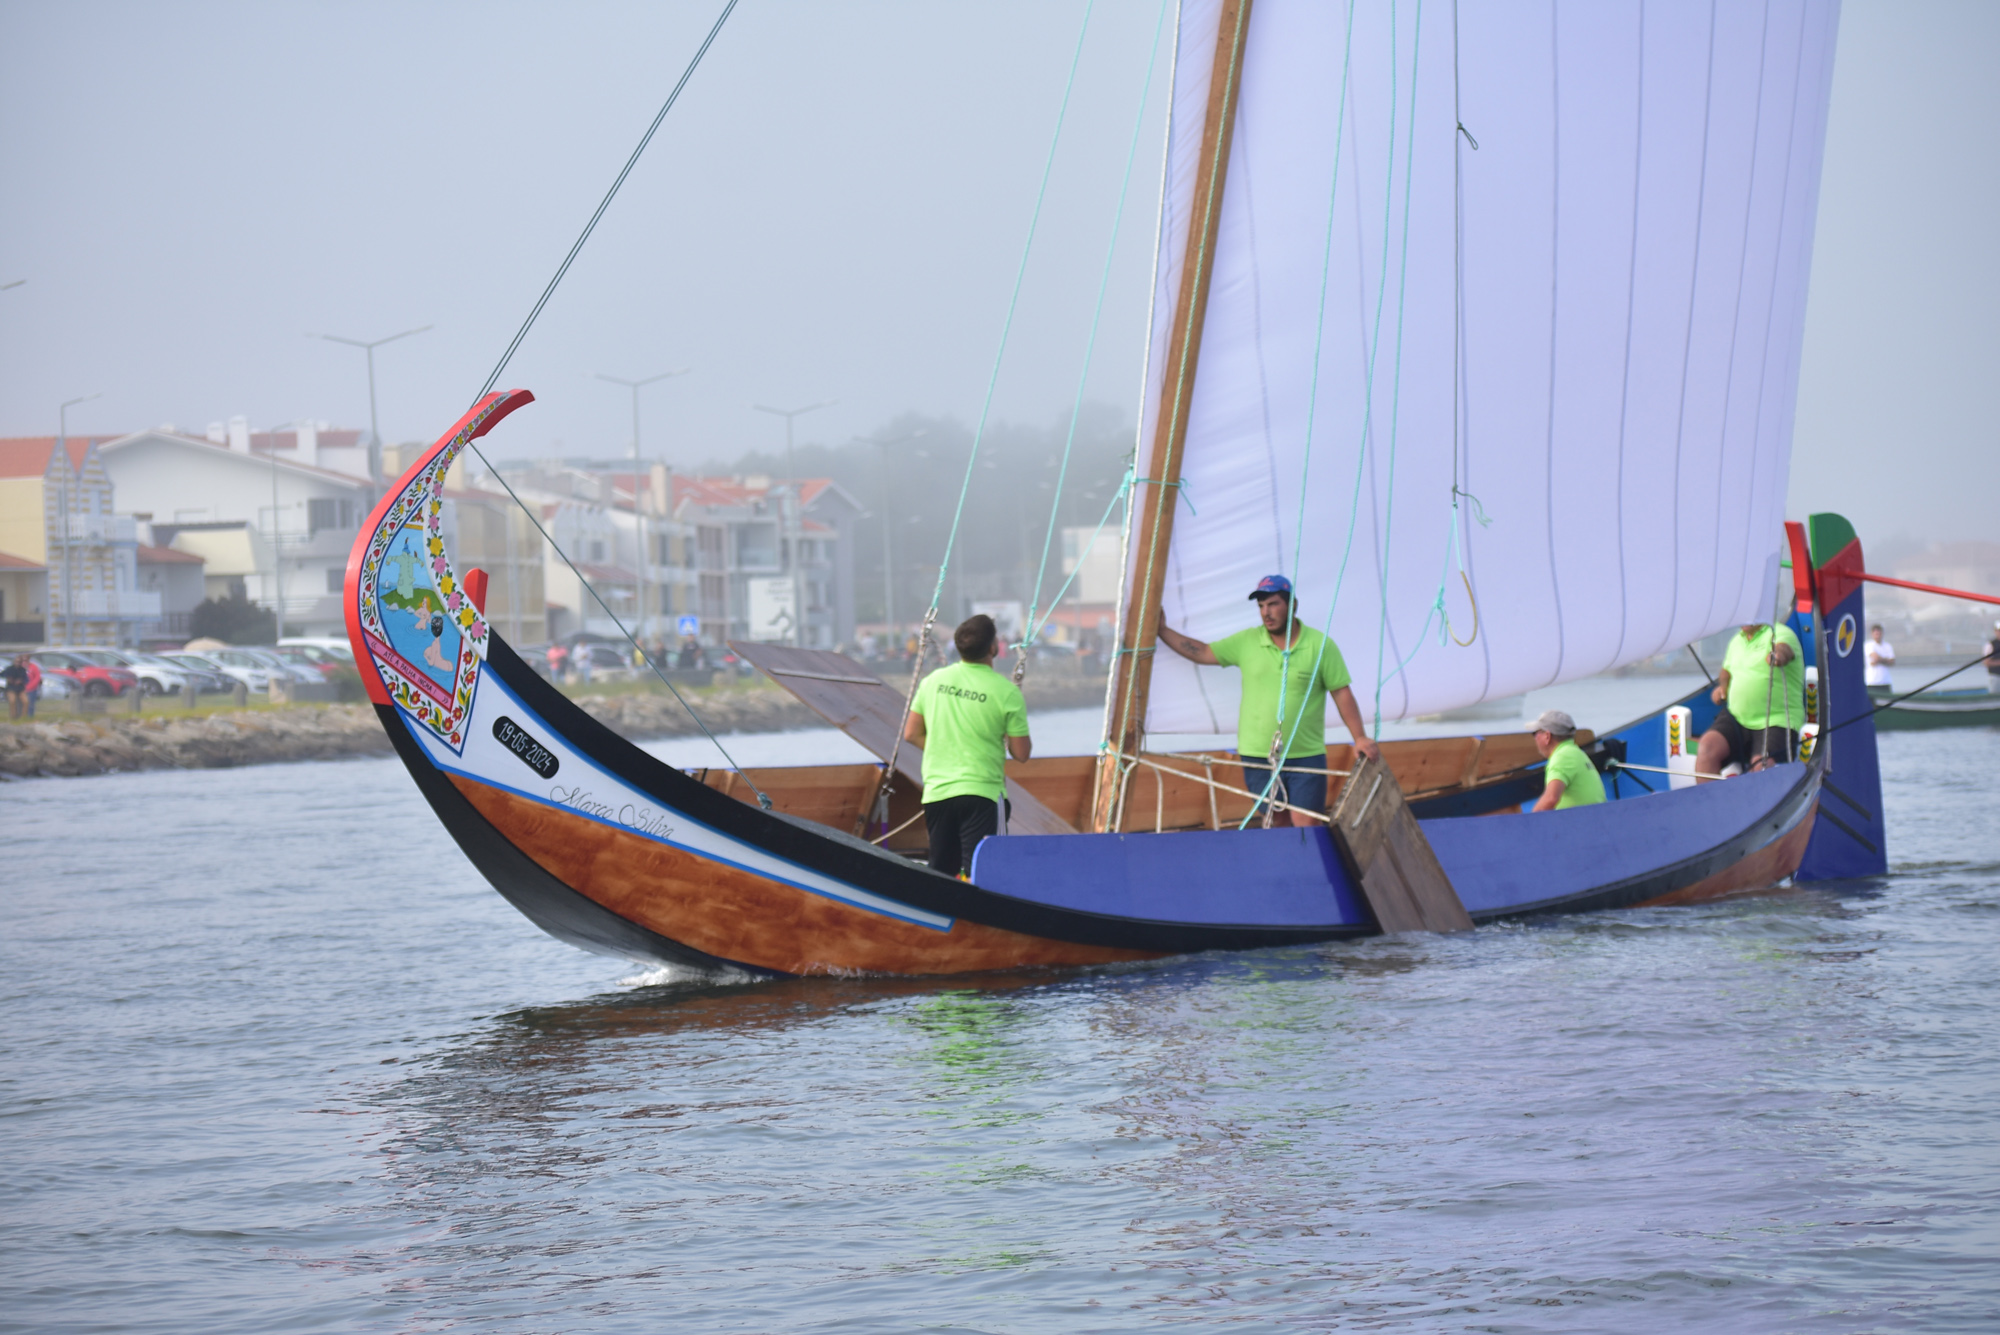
[
  {"left": 474, "top": 0, "right": 739, "bottom": 404},
  {"left": 877, "top": 0, "right": 1101, "bottom": 825},
  {"left": 440, "top": 0, "right": 767, "bottom": 802},
  {"left": 1238, "top": 0, "right": 1418, "bottom": 829},
  {"left": 1017, "top": 0, "right": 1172, "bottom": 681},
  {"left": 1103, "top": 0, "right": 1254, "bottom": 819},
  {"left": 927, "top": 0, "right": 1100, "bottom": 618}
]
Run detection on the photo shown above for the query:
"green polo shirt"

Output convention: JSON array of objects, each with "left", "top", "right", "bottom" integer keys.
[
  {"left": 1209, "top": 622, "right": 1352, "bottom": 760},
  {"left": 1723, "top": 623, "right": 1806, "bottom": 731},
  {"left": 911, "top": 660, "right": 1029, "bottom": 803},
  {"left": 1543, "top": 737, "right": 1604, "bottom": 809}
]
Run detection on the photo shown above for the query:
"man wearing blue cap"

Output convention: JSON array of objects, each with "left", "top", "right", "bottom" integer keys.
[{"left": 1157, "top": 575, "right": 1380, "bottom": 825}]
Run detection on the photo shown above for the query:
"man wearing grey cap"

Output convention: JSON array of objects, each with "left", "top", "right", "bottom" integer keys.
[{"left": 1530, "top": 709, "right": 1603, "bottom": 812}]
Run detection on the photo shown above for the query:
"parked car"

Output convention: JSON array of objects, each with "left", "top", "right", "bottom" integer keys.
[
  {"left": 166, "top": 650, "right": 268, "bottom": 692},
  {"left": 26, "top": 650, "right": 138, "bottom": 697},
  {"left": 153, "top": 652, "right": 235, "bottom": 694},
  {"left": 278, "top": 636, "right": 356, "bottom": 664},
  {"left": 235, "top": 647, "right": 323, "bottom": 685},
  {"left": 565, "top": 641, "right": 640, "bottom": 683},
  {"left": 52, "top": 647, "right": 193, "bottom": 697},
  {"left": 268, "top": 645, "right": 343, "bottom": 678}
]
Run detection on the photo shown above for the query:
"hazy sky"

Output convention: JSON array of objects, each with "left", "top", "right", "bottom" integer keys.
[{"left": 2, "top": 0, "right": 1993, "bottom": 547}]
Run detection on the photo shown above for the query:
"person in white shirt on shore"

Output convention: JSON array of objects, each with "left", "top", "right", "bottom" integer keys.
[{"left": 1864, "top": 624, "right": 1895, "bottom": 691}]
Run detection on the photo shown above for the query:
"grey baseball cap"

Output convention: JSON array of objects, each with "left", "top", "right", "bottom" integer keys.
[{"left": 1531, "top": 709, "right": 1577, "bottom": 737}]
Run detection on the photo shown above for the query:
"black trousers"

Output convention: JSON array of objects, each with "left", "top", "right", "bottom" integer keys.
[{"left": 923, "top": 793, "right": 1008, "bottom": 877}]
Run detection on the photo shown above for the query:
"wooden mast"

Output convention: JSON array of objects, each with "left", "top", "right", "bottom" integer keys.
[{"left": 1092, "top": 0, "right": 1256, "bottom": 832}]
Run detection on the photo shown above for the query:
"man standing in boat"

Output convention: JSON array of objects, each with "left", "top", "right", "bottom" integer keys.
[
  {"left": 903, "top": 614, "right": 1032, "bottom": 877},
  {"left": 1156, "top": 575, "right": 1380, "bottom": 826},
  {"left": 1696, "top": 620, "right": 1805, "bottom": 780}
]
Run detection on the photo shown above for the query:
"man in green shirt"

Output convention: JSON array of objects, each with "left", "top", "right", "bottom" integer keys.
[
  {"left": 1697, "top": 620, "right": 1806, "bottom": 781},
  {"left": 903, "top": 614, "right": 1032, "bottom": 876},
  {"left": 1157, "top": 574, "right": 1380, "bottom": 826},
  {"left": 1530, "top": 708, "right": 1604, "bottom": 811}
]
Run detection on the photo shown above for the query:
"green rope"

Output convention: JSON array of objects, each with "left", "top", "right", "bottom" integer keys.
[
  {"left": 1108, "top": 0, "right": 1253, "bottom": 784},
  {"left": 928, "top": 0, "right": 1099, "bottom": 616},
  {"left": 1252, "top": 0, "right": 1359, "bottom": 814},
  {"left": 1016, "top": 469, "right": 1135, "bottom": 653},
  {"left": 1369, "top": 0, "right": 1428, "bottom": 734},
  {"left": 1245, "top": 0, "right": 1420, "bottom": 825},
  {"left": 1021, "top": 0, "right": 1171, "bottom": 654}
]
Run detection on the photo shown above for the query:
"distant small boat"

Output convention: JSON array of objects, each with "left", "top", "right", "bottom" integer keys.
[{"left": 1869, "top": 685, "right": 2000, "bottom": 731}]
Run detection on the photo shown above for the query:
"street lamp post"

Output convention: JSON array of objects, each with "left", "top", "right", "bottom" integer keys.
[
  {"left": 314, "top": 325, "right": 432, "bottom": 475},
  {"left": 752, "top": 400, "right": 834, "bottom": 645},
  {"left": 56, "top": 392, "right": 102, "bottom": 644},
  {"left": 856, "top": 429, "right": 925, "bottom": 650},
  {"left": 263, "top": 419, "right": 304, "bottom": 641},
  {"left": 596, "top": 368, "right": 690, "bottom": 645}
]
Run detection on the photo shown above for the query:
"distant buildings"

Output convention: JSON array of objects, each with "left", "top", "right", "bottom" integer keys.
[
  {"left": 2, "top": 412, "right": 866, "bottom": 656},
  {"left": 0, "top": 434, "right": 160, "bottom": 646},
  {"left": 671, "top": 474, "right": 861, "bottom": 650},
  {"left": 99, "top": 419, "right": 379, "bottom": 638},
  {"left": 493, "top": 461, "right": 861, "bottom": 650}
]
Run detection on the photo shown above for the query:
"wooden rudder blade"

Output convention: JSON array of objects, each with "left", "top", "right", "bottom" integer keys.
[{"left": 1330, "top": 754, "right": 1473, "bottom": 934}]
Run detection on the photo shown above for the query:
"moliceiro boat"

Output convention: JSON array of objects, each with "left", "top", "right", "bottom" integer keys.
[{"left": 346, "top": 0, "right": 1883, "bottom": 976}]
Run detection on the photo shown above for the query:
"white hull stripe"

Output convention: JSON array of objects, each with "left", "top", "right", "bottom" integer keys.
[{"left": 398, "top": 677, "right": 953, "bottom": 932}]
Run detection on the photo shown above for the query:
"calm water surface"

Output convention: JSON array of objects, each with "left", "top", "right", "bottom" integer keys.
[{"left": 3, "top": 694, "right": 1997, "bottom": 1332}]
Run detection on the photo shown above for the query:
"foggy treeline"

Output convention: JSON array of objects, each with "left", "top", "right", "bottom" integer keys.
[{"left": 693, "top": 405, "right": 1136, "bottom": 628}]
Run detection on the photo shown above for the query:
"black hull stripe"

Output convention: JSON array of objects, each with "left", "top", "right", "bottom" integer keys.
[{"left": 382, "top": 705, "right": 763, "bottom": 973}]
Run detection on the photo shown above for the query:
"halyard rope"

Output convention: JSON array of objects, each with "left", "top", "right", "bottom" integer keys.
[
  {"left": 1018, "top": 0, "right": 1172, "bottom": 685},
  {"left": 436, "top": 0, "right": 768, "bottom": 802}
]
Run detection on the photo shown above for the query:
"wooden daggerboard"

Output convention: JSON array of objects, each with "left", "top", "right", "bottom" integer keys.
[
  {"left": 1330, "top": 753, "right": 1474, "bottom": 934},
  {"left": 728, "top": 642, "right": 1074, "bottom": 836}
]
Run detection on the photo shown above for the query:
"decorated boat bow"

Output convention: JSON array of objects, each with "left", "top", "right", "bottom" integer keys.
[{"left": 346, "top": 388, "right": 534, "bottom": 747}]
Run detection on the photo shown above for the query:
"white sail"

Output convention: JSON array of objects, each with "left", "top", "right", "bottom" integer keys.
[{"left": 1138, "top": 0, "right": 1840, "bottom": 737}]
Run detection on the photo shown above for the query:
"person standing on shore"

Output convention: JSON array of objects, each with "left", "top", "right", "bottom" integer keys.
[
  {"left": 902, "top": 614, "right": 1031, "bottom": 878},
  {"left": 1864, "top": 624, "right": 1896, "bottom": 691},
  {"left": 3, "top": 654, "right": 27, "bottom": 721}
]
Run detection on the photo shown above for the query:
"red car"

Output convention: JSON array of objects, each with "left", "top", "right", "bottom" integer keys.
[{"left": 28, "top": 650, "right": 138, "bottom": 697}]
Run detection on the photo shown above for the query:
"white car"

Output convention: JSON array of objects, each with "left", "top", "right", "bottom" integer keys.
[
  {"left": 53, "top": 647, "right": 192, "bottom": 697},
  {"left": 168, "top": 650, "right": 268, "bottom": 692},
  {"left": 235, "top": 647, "right": 323, "bottom": 685},
  {"left": 278, "top": 636, "right": 356, "bottom": 664}
]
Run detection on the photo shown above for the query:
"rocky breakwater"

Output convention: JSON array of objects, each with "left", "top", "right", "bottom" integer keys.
[
  {"left": 0, "top": 676, "right": 1112, "bottom": 779},
  {"left": 0, "top": 689, "right": 822, "bottom": 779},
  {"left": 0, "top": 708, "right": 396, "bottom": 778}
]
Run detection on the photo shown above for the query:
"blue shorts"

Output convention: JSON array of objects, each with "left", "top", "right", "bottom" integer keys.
[{"left": 1238, "top": 753, "right": 1328, "bottom": 819}]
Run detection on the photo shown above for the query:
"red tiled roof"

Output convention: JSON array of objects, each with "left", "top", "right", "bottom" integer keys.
[
  {"left": 137, "top": 544, "right": 203, "bottom": 565},
  {"left": 0, "top": 550, "right": 46, "bottom": 572},
  {"left": 0, "top": 436, "right": 110, "bottom": 479},
  {"left": 670, "top": 474, "right": 835, "bottom": 509}
]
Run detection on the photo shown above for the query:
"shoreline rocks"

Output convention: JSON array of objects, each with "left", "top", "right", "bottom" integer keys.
[{"left": 0, "top": 675, "right": 1112, "bottom": 779}]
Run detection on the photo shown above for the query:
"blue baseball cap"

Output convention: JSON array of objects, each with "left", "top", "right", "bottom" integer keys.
[{"left": 1249, "top": 574, "right": 1293, "bottom": 601}]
